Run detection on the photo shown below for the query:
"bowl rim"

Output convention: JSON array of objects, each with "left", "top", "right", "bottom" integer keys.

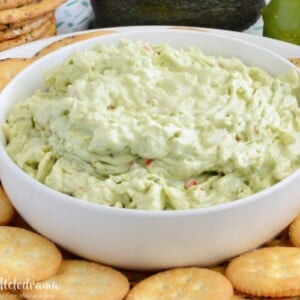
[{"left": 0, "top": 27, "right": 299, "bottom": 217}]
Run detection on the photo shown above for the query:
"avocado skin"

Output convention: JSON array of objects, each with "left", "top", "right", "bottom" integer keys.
[
  {"left": 262, "top": 0, "right": 300, "bottom": 45},
  {"left": 91, "top": 0, "right": 265, "bottom": 31}
]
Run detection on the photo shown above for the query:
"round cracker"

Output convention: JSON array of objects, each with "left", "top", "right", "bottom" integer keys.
[
  {"left": 22, "top": 259, "right": 130, "bottom": 300},
  {"left": 0, "top": 0, "right": 66, "bottom": 24},
  {"left": 290, "top": 214, "right": 300, "bottom": 247},
  {"left": 0, "top": 186, "right": 14, "bottom": 225},
  {"left": 0, "top": 0, "right": 32, "bottom": 11},
  {"left": 0, "top": 226, "right": 62, "bottom": 283},
  {"left": 226, "top": 247, "right": 300, "bottom": 297},
  {"left": 126, "top": 267, "right": 233, "bottom": 300},
  {"left": 0, "top": 17, "right": 51, "bottom": 51},
  {"left": 0, "top": 12, "right": 52, "bottom": 42}
]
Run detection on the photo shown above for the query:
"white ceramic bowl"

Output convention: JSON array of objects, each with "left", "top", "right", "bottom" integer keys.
[{"left": 0, "top": 29, "right": 299, "bottom": 270}]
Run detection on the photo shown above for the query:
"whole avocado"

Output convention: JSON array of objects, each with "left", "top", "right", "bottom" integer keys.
[{"left": 91, "top": 0, "right": 265, "bottom": 31}]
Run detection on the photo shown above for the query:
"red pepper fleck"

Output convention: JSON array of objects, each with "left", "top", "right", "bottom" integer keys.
[
  {"left": 185, "top": 179, "right": 197, "bottom": 189},
  {"left": 145, "top": 159, "right": 153, "bottom": 167},
  {"left": 199, "top": 187, "right": 205, "bottom": 191}
]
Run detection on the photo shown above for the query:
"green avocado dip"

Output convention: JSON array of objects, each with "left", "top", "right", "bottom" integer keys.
[{"left": 3, "top": 40, "right": 300, "bottom": 210}]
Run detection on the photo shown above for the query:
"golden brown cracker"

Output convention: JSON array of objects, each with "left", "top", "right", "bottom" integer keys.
[
  {"left": 289, "top": 214, "right": 300, "bottom": 247},
  {"left": 0, "top": 11, "right": 51, "bottom": 30},
  {"left": 0, "top": 57, "right": 32, "bottom": 91},
  {"left": 0, "top": 0, "right": 32, "bottom": 11},
  {"left": 0, "top": 17, "right": 50, "bottom": 51},
  {"left": 34, "top": 30, "right": 115, "bottom": 58},
  {"left": 22, "top": 259, "right": 130, "bottom": 300},
  {"left": 0, "top": 0, "right": 66, "bottom": 24},
  {"left": 126, "top": 267, "right": 233, "bottom": 300},
  {"left": 0, "top": 226, "right": 62, "bottom": 283},
  {"left": 289, "top": 58, "right": 300, "bottom": 68},
  {"left": 0, "top": 12, "right": 52, "bottom": 42},
  {"left": 0, "top": 186, "right": 14, "bottom": 225},
  {"left": 226, "top": 247, "right": 300, "bottom": 298}
]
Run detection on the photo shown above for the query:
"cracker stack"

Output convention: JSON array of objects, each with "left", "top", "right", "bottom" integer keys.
[{"left": 0, "top": 0, "right": 67, "bottom": 51}]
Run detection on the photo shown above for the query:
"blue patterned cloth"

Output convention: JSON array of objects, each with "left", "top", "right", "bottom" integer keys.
[
  {"left": 55, "top": 0, "right": 94, "bottom": 34},
  {"left": 245, "top": 0, "right": 270, "bottom": 35}
]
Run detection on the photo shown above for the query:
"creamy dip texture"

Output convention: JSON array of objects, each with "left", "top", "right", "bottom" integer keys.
[{"left": 4, "top": 40, "right": 300, "bottom": 210}]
